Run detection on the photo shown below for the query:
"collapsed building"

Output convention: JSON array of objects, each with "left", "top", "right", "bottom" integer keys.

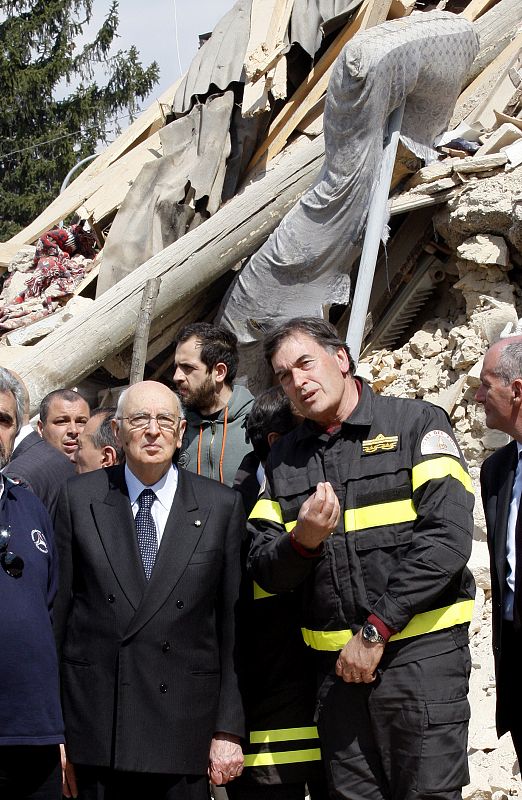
[{"left": 1, "top": 0, "right": 522, "bottom": 795}]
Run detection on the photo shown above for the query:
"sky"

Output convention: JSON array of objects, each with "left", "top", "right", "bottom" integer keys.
[{"left": 87, "top": 0, "right": 235, "bottom": 102}]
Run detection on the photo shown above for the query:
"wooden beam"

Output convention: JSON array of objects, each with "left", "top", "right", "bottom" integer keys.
[
  {"left": 461, "top": 0, "right": 499, "bottom": 22},
  {"left": 246, "top": 0, "right": 391, "bottom": 173},
  {"left": 12, "top": 135, "right": 327, "bottom": 413}
]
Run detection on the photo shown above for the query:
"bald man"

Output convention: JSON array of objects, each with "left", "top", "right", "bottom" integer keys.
[
  {"left": 477, "top": 337, "right": 522, "bottom": 762},
  {"left": 54, "top": 381, "right": 245, "bottom": 800}
]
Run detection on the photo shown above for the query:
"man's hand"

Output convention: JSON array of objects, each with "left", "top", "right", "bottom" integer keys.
[
  {"left": 292, "top": 481, "right": 340, "bottom": 550},
  {"left": 208, "top": 732, "right": 244, "bottom": 785},
  {"left": 335, "top": 629, "right": 384, "bottom": 684},
  {"left": 60, "top": 744, "right": 78, "bottom": 798}
]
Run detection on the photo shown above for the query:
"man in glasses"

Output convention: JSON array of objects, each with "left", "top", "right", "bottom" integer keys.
[
  {"left": 54, "top": 380, "right": 245, "bottom": 800},
  {"left": 0, "top": 367, "right": 64, "bottom": 799}
]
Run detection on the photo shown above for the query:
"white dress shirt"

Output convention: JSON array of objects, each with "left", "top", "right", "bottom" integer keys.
[
  {"left": 125, "top": 463, "right": 179, "bottom": 546},
  {"left": 504, "top": 442, "right": 522, "bottom": 620}
]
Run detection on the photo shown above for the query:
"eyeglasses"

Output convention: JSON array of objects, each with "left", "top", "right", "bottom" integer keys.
[
  {"left": 117, "top": 414, "right": 180, "bottom": 431},
  {"left": 0, "top": 527, "right": 24, "bottom": 579}
]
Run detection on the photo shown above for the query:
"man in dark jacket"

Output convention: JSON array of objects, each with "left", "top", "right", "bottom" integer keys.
[
  {"left": 173, "top": 323, "right": 253, "bottom": 486},
  {"left": 476, "top": 336, "right": 522, "bottom": 761},
  {"left": 233, "top": 387, "right": 327, "bottom": 800},
  {"left": 55, "top": 380, "right": 245, "bottom": 800},
  {"left": 2, "top": 371, "right": 75, "bottom": 518},
  {"left": 248, "top": 318, "right": 475, "bottom": 800},
  {"left": 0, "top": 367, "right": 64, "bottom": 800}
]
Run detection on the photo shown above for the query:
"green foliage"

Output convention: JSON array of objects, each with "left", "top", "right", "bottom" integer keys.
[{"left": 0, "top": 1, "right": 159, "bottom": 241}]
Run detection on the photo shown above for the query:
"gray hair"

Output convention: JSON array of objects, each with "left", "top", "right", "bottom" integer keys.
[
  {"left": 494, "top": 342, "right": 522, "bottom": 385},
  {"left": 0, "top": 368, "right": 25, "bottom": 434}
]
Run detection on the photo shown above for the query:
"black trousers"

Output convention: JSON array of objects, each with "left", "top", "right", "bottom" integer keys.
[
  {"left": 0, "top": 745, "right": 61, "bottom": 800},
  {"left": 317, "top": 646, "right": 471, "bottom": 800},
  {"left": 74, "top": 766, "right": 210, "bottom": 800},
  {"left": 226, "top": 776, "right": 329, "bottom": 800},
  {"left": 497, "top": 621, "right": 522, "bottom": 764}
]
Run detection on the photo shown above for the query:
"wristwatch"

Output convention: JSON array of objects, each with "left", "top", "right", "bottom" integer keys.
[{"left": 362, "top": 622, "right": 385, "bottom": 644}]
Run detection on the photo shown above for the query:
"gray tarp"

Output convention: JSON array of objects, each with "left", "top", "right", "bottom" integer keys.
[
  {"left": 216, "top": 11, "right": 479, "bottom": 390},
  {"left": 97, "top": 0, "right": 363, "bottom": 295},
  {"left": 96, "top": 92, "right": 234, "bottom": 297}
]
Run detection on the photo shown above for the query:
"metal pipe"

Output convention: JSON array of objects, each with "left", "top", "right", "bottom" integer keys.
[
  {"left": 345, "top": 100, "right": 406, "bottom": 366},
  {"left": 59, "top": 154, "right": 98, "bottom": 227}
]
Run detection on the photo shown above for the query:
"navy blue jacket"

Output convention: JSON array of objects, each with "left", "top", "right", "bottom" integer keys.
[{"left": 0, "top": 477, "right": 64, "bottom": 745}]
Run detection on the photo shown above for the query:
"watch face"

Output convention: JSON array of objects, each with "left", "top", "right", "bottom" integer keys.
[{"left": 363, "top": 623, "right": 382, "bottom": 643}]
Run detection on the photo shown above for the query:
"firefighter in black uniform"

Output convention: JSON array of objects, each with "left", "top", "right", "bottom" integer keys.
[
  {"left": 247, "top": 318, "right": 475, "bottom": 800},
  {"left": 232, "top": 386, "right": 328, "bottom": 800}
]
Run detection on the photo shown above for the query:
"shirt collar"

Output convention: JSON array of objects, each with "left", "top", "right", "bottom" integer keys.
[{"left": 124, "top": 463, "right": 179, "bottom": 511}]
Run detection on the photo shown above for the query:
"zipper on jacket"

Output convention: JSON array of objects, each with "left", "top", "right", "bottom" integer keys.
[{"left": 208, "top": 421, "right": 217, "bottom": 479}]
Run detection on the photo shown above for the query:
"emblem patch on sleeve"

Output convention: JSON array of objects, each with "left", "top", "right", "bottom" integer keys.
[
  {"left": 362, "top": 433, "right": 399, "bottom": 455},
  {"left": 420, "top": 430, "right": 460, "bottom": 459}
]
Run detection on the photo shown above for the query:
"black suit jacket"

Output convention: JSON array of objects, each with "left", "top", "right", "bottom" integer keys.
[
  {"left": 480, "top": 440, "right": 518, "bottom": 735},
  {"left": 3, "top": 430, "right": 75, "bottom": 519},
  {"left": 54, "top": 464, "right": 245, "bottom": 774}
]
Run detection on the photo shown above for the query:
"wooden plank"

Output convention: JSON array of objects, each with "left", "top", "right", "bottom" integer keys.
[
  {"left": 73, "top": 263, "right": 101, "bottom": 296},
  {"left": 465, "top": 0, "right": 522, "bottom": 85},
  {"left": 76, "top": 131, "right": 163, "bottom": 224},
  {"left": 0, "top": 81, "right": 179, "bottom": 267},
  {"left": 246, "top": 0, "right": 392, "bottom": 173},
  {"left": 450, "top": 32, "right": 522, "bottom": 127},
  {"left": 461, "top": 0, "right": 499, "bottom": 22},
  {"left": 0, "top": 130, "right": 164, "bottom": 267}
]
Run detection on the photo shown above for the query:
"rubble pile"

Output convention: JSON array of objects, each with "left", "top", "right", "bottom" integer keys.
[{"left": 360, "top": 172, "right": 522, "bottom": 797}]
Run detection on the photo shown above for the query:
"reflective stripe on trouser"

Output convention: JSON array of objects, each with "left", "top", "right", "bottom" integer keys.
[
  {"left": 243, "top": 726, "right": 322, "bottom": 768},
  {"left": 301, "top": 599, "right": 474, "bottom": 651}
]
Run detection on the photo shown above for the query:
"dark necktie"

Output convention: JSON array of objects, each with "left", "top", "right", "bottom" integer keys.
[
  {"left": 514, "top": 461, "right": 522, "bottom": 632},
  {"left": 135, "top": 489, "right": 158, "bottom": 580}
]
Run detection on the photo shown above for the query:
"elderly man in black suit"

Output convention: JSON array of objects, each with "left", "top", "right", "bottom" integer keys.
[
  {"left": 54, "top": 380, "right": 245, "bottom": 800},
  {"left": 477, "top": 336, "right": 522, "bottom": 762}
]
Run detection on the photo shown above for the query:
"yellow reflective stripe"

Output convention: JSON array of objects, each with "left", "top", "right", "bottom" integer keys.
[
  {"left": 301, "top": 600, "right": 474, "bottom": 651},
  {"left": 249, "top": 499, "right": 283, "bottom": 524},
  {"left": 250, "top": 726, "right": 319, "bottom": 744},
  {"left": 249, "top": 499, "right": 296, "bottom": 532},
  {"left": 412, "top": 456, "right": 473, "bottom": 494},
  {"left": 390, "top": 598, "right": 474, "bottom": 641},
  {"left": 344, "top": 499, "right": 417, "bottom": 532},
  {"left": 301, "top": 627, "right": 352, "bottom": 651},
  {"left": 244, "top": 749, "right": 322, "bottom": 767},
  {"left": 253, "top": 581, "right": 275, "bottom": 600}
]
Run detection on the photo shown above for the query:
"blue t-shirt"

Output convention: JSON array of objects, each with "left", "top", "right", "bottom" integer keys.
[{"left": 0, "top": 477, "right": 64, "bottom": 745}]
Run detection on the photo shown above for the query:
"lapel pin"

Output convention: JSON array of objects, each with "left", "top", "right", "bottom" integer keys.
[{"left": 194, "top": 519, "right": 201, "bottom": 527}]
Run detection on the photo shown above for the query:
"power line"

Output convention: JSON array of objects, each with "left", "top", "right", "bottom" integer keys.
[
  {"left": 0, "top": 110, "right": 141, "bottom": 160},
  {"left": 172, "top": 0, "right": 184, "bottom": 78}
]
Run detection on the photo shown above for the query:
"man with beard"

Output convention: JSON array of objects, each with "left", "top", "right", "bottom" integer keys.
[{"left": 173, "top": 323, "right": 254, "bottom": 487}]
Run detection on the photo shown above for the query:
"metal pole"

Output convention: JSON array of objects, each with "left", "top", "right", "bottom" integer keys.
[
  {"left": 345, "top": 100, "right": 406, "bottom": 366},
  {"left": 129, "top": 278, "right": 162, "bottom": 385}
]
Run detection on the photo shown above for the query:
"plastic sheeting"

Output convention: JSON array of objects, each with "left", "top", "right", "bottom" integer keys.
[
  {"left": 216, "top": 12, "right": 479, "bottom": 389},
  {"left": 96, "top": 92, "right": 234, "bottom": 297}
]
